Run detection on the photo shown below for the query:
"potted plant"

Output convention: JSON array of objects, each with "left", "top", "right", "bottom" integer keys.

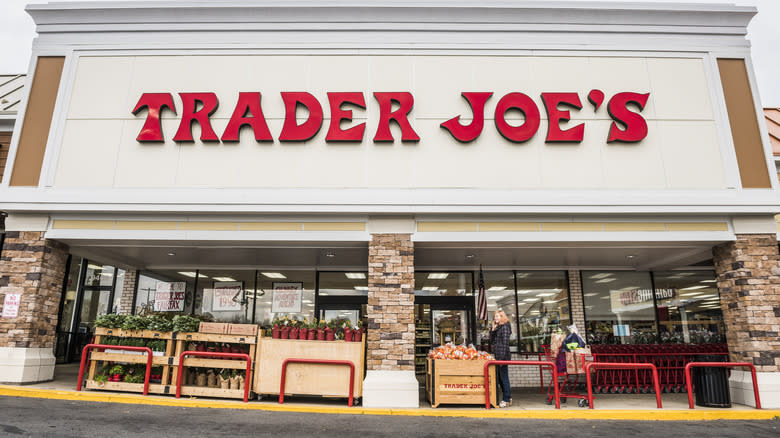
[
  {"left": 94, "top": 372, "right": 109, "bottom": 387},
  {"left": 325, "top": 319, "right": 337, "bottom": 341},
  {"left": 108, "top": 364, "right": 124, "bottom": 382},
  {"left": 298, "top": 318, "right": 309, "bottom": 340},
  {"left": 272, "top": 317, "right": 281, "bottom": 339},
  {"left": 343, "top": 321, "right": 353, "bottom": 343},
  {"left": 280, "top": 316, "right": 291, "bottom": 339},
  {"left": 307, "top": 320, "right": 317, "bottom": 340},
  {"left": 289, "top": 319, "right": 299, "bottom": 340},
  {"left": 316, "top": 319, "right": 326, "bottom": 340},
  {"left": 353, "top": 319, "right": 364, "bottom": 342},
  {"left": 219, "top": 369, "right": 230, "bottom": 389}
]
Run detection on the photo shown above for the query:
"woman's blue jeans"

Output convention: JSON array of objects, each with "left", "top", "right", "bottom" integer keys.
[{"left": 497, "top": 364, "right": 511, "bottom": 403}]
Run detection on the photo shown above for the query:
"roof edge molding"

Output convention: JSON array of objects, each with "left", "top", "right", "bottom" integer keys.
[{"left": 25, "top": 1, "right": 757, "bottom": 48}]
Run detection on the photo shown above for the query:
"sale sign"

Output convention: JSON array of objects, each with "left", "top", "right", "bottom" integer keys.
[
  {"left": 2, "top": 293, "right": 21, "bottom": 318},
  {"left": 272, "top": 283, "right": 303, "bottom": 314},
  {"left": 153, "top": 281, "right": 186, "bottom": 312},
  {"left": 212, "top": 281, "right": 243, "bottom": 312}
]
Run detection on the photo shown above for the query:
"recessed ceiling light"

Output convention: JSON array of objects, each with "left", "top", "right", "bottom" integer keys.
[
  {"left": 680, "top": 292, "right": 703, "bottom": 297},
  {"left": 516, "top": 273, "right": 530, "bottom": 278},
  {"left": 536, "top": 292, "right": 555, "bottom": 297},
  {"left": 422, "top": 287, "right": 439, "bottom": 291},
  {"left": 324, "top": 251, "right": 336, "bottom": 258},
  {"left": 212, "top": 277, "right": 236, "bottom": 282},
  {"left": 428, "top": 273, "right": 449, "bottom": 279},
  {"left": 583, "top": 293, "right": 598, "bottom": 297},
  {"left": 543, "top": 300, "right": 558, "bottom": 304},
  {"left": 488, "top": 286, "right": 507, "bottom": 291},
  {"left": 345, "top": 273, "right": 366, "bottom": 279},
  {"left": 261, "top": 272, "right": 286, "bottom": 279},
  {"left": 167, "top": 251, "right": 176, "bottom": 256},
  {"left": 590, "top": 273, "right": 613, "bottom": 279},
  {"left": 595, "top": 278, "right": 616, "bottom": 283},
  {"left": 700, "top": 279, "right": 717, "bottom": 283},
  {"left": 523, "top": 298, "right": 539, "bottom": 302},
  {"left": 353, "top": 286, "right": 368, "bottom": 291},
  {"left": 681, "top": 285, "right": 708, "bottom": 290},
  {"left": 178, "top": 271, "right": 198, "bottom": 278}
]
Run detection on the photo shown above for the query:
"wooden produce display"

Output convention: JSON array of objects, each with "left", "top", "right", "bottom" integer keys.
[
  {"left": 172, "top": 331, "right": 259, "bottom": 400},
  {"left": 85, "top": 327, "right": 176, "bottom": 394},
  {"left": 254, "top": 338, "right": 365, "bottom": 399},
  {"left": 426, "top": 359, "right": 497, "bottom": 408}
]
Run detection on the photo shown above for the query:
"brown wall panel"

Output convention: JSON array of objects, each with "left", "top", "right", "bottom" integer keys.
[
  {"left": 0, "top": 132, "right": 11, "bottom": 183},
  {"left": 9, "top": 57, "right": 64, "bottom": 186},
  {"left": 717, "top": 58, "right": 772, "bottom": 189}
]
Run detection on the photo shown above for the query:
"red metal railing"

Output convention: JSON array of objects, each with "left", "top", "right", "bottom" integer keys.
[
  {"left": 175, "top": 351, "right": 252, "bottom": 403},
  {"left": 279, "top": 358, "right": 356, "bottom": 407},
  {"left": 483, "top": 360, "right": 560, "bottom": 409},
  {"left": 585, "top": 362, "right": 662, "bottom": 409},
  {"left": 77, "top": 344, "right": 153, "bottom": 395},
  {"left": 684, "top": 362, "right": 761, "bottom": 409}
]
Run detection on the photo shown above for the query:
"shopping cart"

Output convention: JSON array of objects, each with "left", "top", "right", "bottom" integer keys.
[{"left": 542, "top": 345, "right": 590, "bottom": 407}]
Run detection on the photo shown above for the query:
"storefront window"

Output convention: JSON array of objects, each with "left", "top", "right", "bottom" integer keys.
[
  {"left": 516, "top": 271, "right": 570, "bottom": 352},
  {"left": 135, "top": 270, "right": 196, "bottom": 316},
  {"left": 652, "top": 271, "right": 725, "bottom": 344},
  {"left": 195, "top": 270, "right": 257, "bottom": 323},
  {"left": 254, "top": 270, "right": 315, "bottom": 326},
  {"left": 317, "top": 271, "right": 368, "bottom": 296},
  {"left": 583, "top": 271, "right": 657, "bottom": 344},
  {"left": 414, "top": 272, "right": 473, "bottom": 296},
  {"left": 475, "top": 271, "right": 517, "bottom": 350}
]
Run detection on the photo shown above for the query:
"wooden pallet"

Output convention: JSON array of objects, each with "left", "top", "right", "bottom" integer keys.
[
  {"left": 426, "top": 359, "right": 497, "bottom": 408},
  {"left": 169, "top": 332, "right": 259, "bottom": 399},
  {"left": 89, "top": 327, "right": 176, "bottom": 391}
]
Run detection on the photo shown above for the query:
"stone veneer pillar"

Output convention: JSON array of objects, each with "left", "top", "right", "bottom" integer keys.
[
  {"left": 713, "top": 234, "right": 780, "bottom": 408},
  {"left": 0, "top": 231, "right": 69, "bottom": 383},
  {"left": 117, "top": 269, "right": 137, "bottom": 315},
  {"left": 362, "top": 233, "right": 418, "bottom": 407}
]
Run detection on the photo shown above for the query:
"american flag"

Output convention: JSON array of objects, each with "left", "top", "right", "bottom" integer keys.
[{"left": 477, "top": 265, "right": 487, "bottom": 322}]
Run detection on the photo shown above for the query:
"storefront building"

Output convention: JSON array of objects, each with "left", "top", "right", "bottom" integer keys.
[{"left": 0, "top": 1, "right": 778, "bottom": 408}]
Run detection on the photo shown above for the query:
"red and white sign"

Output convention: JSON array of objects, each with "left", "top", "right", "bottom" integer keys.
[
  {"left": 272, "top": 282, "right": 303, "bottom": 314},
  {"left": 132, "top": 90, "right": 649, "bottom": 144},
  {"left": 212, "top": 281, "right": 243, "bottom": 312},
  {"left": 153, "top": 281, "right": 186, "bottom": 312},
  {"left": 2, "top": 293, "right": 21, "bottom": 318}
]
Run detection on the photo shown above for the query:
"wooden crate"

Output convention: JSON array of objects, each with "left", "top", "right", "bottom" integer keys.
[
  {"left": 426, "top": 359, "right": 497, "bottom": 408},
  {"left": 169, "top": 332, "right": 259, "bottom": 399},
  {"left": 254, "top": 338, "right": 365, "bottom": 398},
  {"left": 86, "top": 328, "right": 176, "bottom": 393}
]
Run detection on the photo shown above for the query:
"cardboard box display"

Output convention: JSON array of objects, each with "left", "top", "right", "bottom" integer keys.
[
  {"left": 227, "top": 324, "right": 259, "bottom": 336},
  {"left": 198, "top": 322, "right": 229, "bottom": 334}
]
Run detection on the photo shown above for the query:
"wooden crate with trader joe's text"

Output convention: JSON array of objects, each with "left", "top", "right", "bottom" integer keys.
[
  {"left": 254, "top": 338, "right": 365, "bottom": 399},
  {"left": 426, "top": 359, "right": 497, "bottom": 408}
]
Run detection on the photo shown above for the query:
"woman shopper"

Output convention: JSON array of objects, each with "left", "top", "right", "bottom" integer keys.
[{"left": 490, "top": 309, "right": 512, "bottom": 408}]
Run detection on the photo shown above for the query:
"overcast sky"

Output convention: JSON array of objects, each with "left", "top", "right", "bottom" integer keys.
[{"left": 1, "top": 0, "right": 779, "bottom": 106}]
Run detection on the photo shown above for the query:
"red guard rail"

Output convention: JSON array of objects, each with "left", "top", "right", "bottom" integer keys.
[
  {"left": 77, "top": 344, "right": 153, "bottom": 395},
  {"left": 175, "top": 351, "right": 252, "bottom": 403},
  {"left": 684, "top": 362, "right": 761, "bottom": 409},
  {"left": 483, "top": 360, "right": 560, "bottom": 409},
  {"left": 585, "top": 362, "right": 662, "bottom": 409},
  {"left": 279, "top": 358, "right": 356, "bottom": 407}
]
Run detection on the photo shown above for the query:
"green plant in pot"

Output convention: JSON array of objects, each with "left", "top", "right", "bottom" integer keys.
[{"left": 108, "top": 364, "right": 124, "bottom": 382}]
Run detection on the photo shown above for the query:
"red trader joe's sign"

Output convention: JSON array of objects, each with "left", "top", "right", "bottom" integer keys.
[{"left": 132, "top": 90, "right": 649, "bottom": 144}]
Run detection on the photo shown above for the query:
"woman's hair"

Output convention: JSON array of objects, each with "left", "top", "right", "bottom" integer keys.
[{"left": 494, "top": 309, "right": 509, "bottom": 325}]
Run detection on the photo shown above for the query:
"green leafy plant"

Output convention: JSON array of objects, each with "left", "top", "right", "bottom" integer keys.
[
  {"left": 108, "top": 364, "right": 125, "bottom": 375},
  {"left": 147, "top": 339, "right": 166, "bottom": 352},
  {"left": 121, "top": 315, "right": 150, "bottom": 331},
  {"left": 93, "top": 372, "right": 109, "bottom": 384},
  {"left": 172, "top": 315, "right": 201, "bottom": 333},
  {"left": 94, "top": 314, "right": 126, "bottom": 329},
  {"left": 146, "top": 315, "right": 175, "bottom": 332}
]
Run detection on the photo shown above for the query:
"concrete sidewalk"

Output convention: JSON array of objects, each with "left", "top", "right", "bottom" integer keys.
[{"left": 1, "top": 364, "right": 775, "bottom": 420}]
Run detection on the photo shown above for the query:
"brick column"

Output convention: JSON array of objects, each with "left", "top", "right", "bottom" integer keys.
[
  {"left": 0, "top": 231, "right": 69, "bottom": 383},
  {"left": 363, "top": 233, "right": 418, "bottom": 407},
  {"left": 713, "top": 234, "right": 780, "bottom": 408},
  {"left": 567, "top": 269, "right": 586, "bottom": 334},
  {"left": 117, "top": 269, "right": 137, "bottom": 315}
]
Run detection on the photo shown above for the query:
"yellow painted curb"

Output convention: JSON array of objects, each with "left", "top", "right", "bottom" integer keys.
[{"left": 0, "top": 385, "right": 778, "bottom": 421}]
